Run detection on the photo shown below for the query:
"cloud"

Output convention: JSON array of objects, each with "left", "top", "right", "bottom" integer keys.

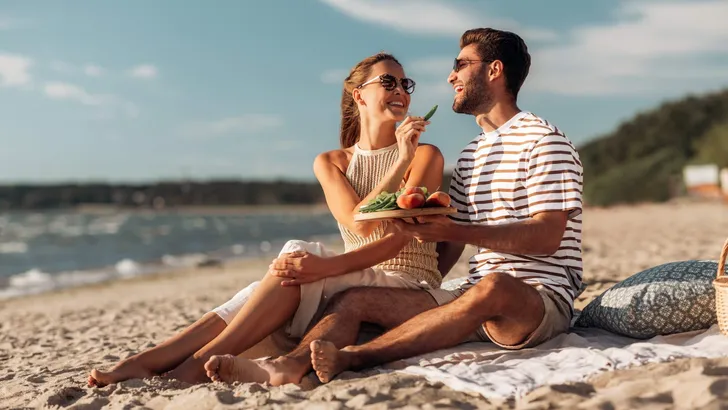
[
  {"left": 318, "top": 0, "right": 556, "bottom": 41},
  {"left": 320, "top": 68, "right": 348, "bottom": 84},
  {"left": 43, "top": 81, "right": 138, "bottom": 118},
  {"left": 50, "top": 61, "right": 74, "bottom": 74},
  {"left": 0, "top": 53, "right": 32, "bottom": 87},
  {"left": 0, "top": 16, "right": 29, "bottom": 30},
  {"left": 184, "top": 114, "right": 284, "bottom": 139},
  {"left": 397, "top": 1, "right": 728, "bottom": 98},
  {"left": 83, "top": 64, "right": 103, "bottom": 77},
  {"left": 526, "top": 0, "right": 728, "bottom": 96},
  {"left": 51, "top": 61, "right": 105, "bottom": 77},
  {"left": 129, "top": 64, "right": 158, "bottom": 79},
  {"left": 43, "top": 82, "right": 111, "bottom": 105}
]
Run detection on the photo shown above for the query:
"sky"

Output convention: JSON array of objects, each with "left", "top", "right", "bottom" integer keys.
[{"left": 1, "top": 0, "right": 727, "bottom": 183}]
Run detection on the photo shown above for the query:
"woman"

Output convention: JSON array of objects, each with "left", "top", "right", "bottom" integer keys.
[{"left": 88, "top": 52, "right": 445, "bottom": 387}]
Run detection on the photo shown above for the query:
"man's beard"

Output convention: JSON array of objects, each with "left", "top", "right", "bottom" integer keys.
[{"left": 452, "top": 75, "right": 493, "bottom": 115}]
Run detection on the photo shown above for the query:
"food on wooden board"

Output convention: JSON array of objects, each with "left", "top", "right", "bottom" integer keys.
[{"left": 358, "top": 186, "right": 451, "bottom": 213}]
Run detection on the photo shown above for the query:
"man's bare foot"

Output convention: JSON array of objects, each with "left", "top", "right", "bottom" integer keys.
[
  {"left": 310, "top": 340, "right": 352, "bottom": 383},
  {"left": 204, "top": 355, "right": 308, "bottom": 386},
  {"left": 88, "top": 362, "right": 154, "bottom": 387}
]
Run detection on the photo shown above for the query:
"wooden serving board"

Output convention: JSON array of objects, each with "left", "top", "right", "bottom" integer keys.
[{"left": 354, "top": 206, "right": 456, "bottom": 221}]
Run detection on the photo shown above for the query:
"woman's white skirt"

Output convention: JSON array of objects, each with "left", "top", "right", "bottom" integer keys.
[{"left": 211, "top": 239, "right": 432, "bottom": 339}]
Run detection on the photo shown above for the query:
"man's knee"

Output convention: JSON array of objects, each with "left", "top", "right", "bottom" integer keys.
[{"left": 459, "top": 272, "right": 521, "bottom": 313}]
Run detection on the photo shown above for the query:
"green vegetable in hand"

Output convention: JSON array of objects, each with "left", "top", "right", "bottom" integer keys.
[
  {"left": 359, "top": 186, "right": 430, "bottom": 213},
  {"left": 359, "top": 192, "right": 391, "bottom": 212},
  {"left": 423, "top": 104, "right": 438, "bottom": 121}
]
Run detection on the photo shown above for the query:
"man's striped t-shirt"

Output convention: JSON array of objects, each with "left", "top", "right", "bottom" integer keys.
[{"left": 447, "top": 111, "right": 584, "bottom": 311}]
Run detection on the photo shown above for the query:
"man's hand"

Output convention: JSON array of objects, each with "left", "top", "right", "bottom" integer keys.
[
  {"left": 268, "top": 251, "right": 339, "bottom": 286},
  {"left": 390, "top": 215, "right": 458, "bottom": 243}
]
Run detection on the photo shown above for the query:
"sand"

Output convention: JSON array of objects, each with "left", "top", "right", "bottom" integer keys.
[{"left": 1, "top": 201, "right": 727, "bottom": 409}]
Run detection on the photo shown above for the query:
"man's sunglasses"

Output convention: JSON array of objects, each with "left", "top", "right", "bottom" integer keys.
[
  {"left": 452, "top": 58, "right": 490, "bottom": 73},
  {"left": 357, "top": 74, "right": 416, "bottom": 94}
]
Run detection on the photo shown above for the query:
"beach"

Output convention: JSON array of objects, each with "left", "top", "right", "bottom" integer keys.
[{"left": 1, "top": 201, "right": 727, "bottom": 409}]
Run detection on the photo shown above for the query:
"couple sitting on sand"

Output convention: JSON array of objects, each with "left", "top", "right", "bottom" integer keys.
[{"left": 88, "top": 27, "right": 584, "bottom": 388}]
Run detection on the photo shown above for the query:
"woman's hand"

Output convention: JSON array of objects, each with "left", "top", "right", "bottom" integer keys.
[
  {"left": 395, "top": 116, "right": 429, "bottom": 163},
  {"left": 268, "top": 251, "right": 340, "bottom": 286}
]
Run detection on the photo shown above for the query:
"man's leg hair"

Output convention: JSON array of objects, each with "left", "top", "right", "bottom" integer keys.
[
  {"left": 311, "top": 272, "right": 545, "bottom": 382},
  {"left": 203, "top": 286, "right": 438, "bottom": 385}
]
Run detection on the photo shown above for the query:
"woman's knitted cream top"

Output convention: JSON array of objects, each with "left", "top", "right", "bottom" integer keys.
[{"left": 337, "top": 142, "right": 442, "bottom": 289}]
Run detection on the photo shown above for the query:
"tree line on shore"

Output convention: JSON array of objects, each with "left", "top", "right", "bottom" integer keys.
[{"left": 0, "top": 175, "right": 456, "bottom": 211}]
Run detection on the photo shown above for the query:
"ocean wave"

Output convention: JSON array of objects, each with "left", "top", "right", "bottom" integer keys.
[
  {"left": 161, "top": 253, "right": 212, "bottom": 268},
  {"left": 0, "top": 241, "right": 28, "bottom": 254},
  {"left": 0, "top": 209, "right": 341, "bottom": 300},
  {"left": 0, "top": 268, "right": 113, "bottom": 300},
  {"left": 0, "top": 240, "right": 287, "bottom": 300}
]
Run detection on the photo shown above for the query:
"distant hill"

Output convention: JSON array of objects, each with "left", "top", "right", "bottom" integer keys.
[{"left": 577, "top": 88, "right": 728, "bottom": 206}]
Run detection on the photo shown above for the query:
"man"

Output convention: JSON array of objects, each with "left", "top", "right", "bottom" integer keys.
[{"left": 204, "top": 27, "right": 583, "bottom": 385}]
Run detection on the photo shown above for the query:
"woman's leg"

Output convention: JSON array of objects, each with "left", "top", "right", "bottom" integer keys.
[
  {"left": 88, "top": 281, "right": 262, "bottom": 387},
  {"left": 88, "top": 311, "right": 227, "bottom": 387},
  {"left": 89, "top": 240, "right": 322, "bottom": 386},
  {"left": 164, "top": 272, "right": 302, "bottom": 384}
]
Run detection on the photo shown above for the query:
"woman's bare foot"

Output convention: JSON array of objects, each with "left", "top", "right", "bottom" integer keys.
[
  {"left": 310, "top": 340, "right": 352, "bottom": 383},
  {"left": 163, "top": 357, "right": 209, "bottom": 385},
  {"left": 204, "top": 355, "right": 308, "bottom": 386},
  {"left": 88, "top": 362, "right": 154, "bottom": 387}
]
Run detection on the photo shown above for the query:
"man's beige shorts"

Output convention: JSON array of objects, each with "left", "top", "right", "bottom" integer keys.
[{"left": 426, "top": 284, "right": 572, "bottom": 350}]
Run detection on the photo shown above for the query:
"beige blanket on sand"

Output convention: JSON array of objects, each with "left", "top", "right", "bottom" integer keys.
[{"left": 384, "top": 324, "right": 728, "bottom": 400}]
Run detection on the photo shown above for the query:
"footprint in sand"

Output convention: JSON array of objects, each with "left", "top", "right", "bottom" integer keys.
[{"left": 44, "top": 386, "right": 89, "bottom": 407}]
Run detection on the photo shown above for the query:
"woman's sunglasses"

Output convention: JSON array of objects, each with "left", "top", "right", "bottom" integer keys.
[{"left": 357, "top": 74, "right": 416, "bottom": 94}]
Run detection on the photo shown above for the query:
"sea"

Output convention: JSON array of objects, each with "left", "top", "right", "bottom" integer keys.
[{"left": 0, "top": 208, "right": 341, "bottom": 300}]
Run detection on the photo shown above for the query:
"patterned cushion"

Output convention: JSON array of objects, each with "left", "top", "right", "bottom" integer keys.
[{"left": 575, "top": 260, "right": 721, "bottom": 339}]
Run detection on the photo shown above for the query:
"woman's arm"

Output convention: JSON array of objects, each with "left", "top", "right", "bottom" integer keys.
[
  {"left": 271, "top": 144, "right": 445, "bottom": 285},
  {"left": 331, "top": 144, "right": 445, "bottom": 268},
  {"left": 314, "top": 117, "right": 430, "bottom": 239},
  {"left": 324, "top": 223, "right": 410, "bottom": 276},
  {"left": 273, "top": 228, "right": 412, "bottom": 286},
  {"left": 313, "top": 150, "right": 409, "bottom": 238}
]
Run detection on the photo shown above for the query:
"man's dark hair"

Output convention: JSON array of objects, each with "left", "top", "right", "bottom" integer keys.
[{"left": 460, "top": 28, "right": 531, "bottom": 99}]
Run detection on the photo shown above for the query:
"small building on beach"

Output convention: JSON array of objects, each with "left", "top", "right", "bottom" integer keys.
[{"left": 683, "top": 164, "right": 722, "bottom": 198}]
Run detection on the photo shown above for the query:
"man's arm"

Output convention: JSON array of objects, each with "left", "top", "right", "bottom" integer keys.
[
  {"left": 451, "top": 211, "right": 568, "bottom": 255},
  {"left": 395, "top": 132, "right": 582, "bottom": 257},
  {"left": 394, "top": 210, "right": 568, "bottom": 256}
]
